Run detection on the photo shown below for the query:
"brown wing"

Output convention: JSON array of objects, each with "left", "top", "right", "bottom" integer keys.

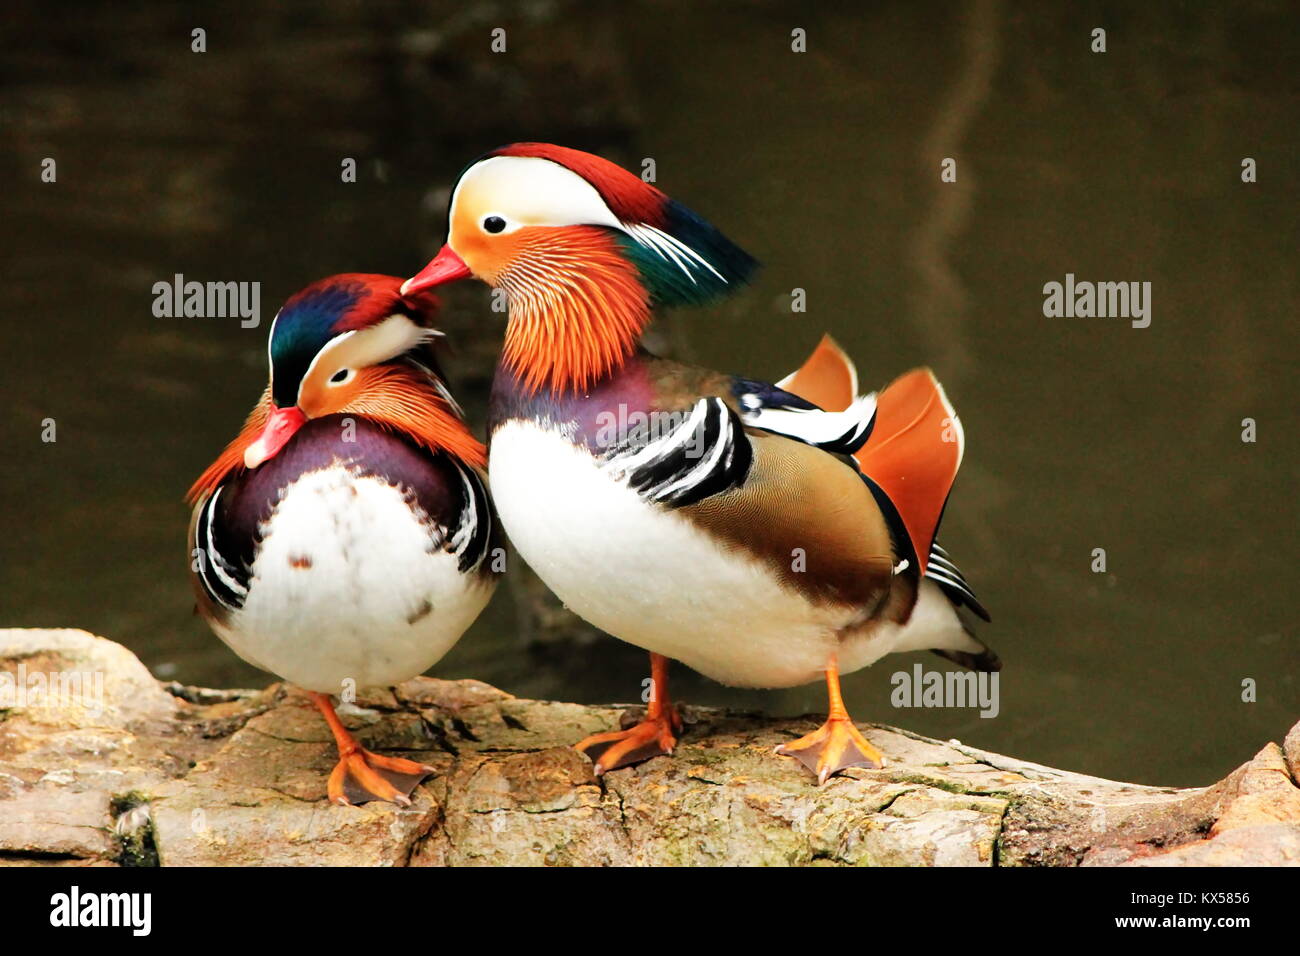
[
  {"left": 681, "top": 430, "right": 898, "bottom": 613},
  {"left": 187, "top": 388, "right": 271, "bottom": 506}
]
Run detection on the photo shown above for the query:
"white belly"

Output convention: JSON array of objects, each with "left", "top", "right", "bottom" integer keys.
[
  {"left": 215, "top": 467, "right": 493, "bottom": 693},
  {"left": 488, "top": 420, "right": 899, "bottom": 688}
]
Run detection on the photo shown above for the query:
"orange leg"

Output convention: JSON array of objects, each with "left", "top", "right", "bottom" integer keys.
[
  {"left": 775, "top": 657, "right": 885, "bottom": 784},
  {"left": 309, "top": 692, "right": 435, "bottom": 807},
  {"left": 575, "top": 653, "right": 682, "bottom": 774}
]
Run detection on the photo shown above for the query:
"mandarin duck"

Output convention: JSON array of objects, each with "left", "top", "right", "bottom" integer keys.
[
  {"left": 187, "top": 274, "right": 499, "bottom": 805},
  {"left": 403, "top": 145, "right": 997, "bottom": 784}
]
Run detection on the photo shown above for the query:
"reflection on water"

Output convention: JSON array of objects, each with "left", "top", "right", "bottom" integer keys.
[{"left": 1, "top": 1, "right": 1295, "bottom": 786}]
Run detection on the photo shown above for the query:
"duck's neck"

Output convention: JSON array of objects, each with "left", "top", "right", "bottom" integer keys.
[
  {"left": 488, "top": 341, "right": 660, "bottom": 454},
  {"left": 499, "top": 228, "right": 652, "bottom": 396},
  {"left": 187, "top": 364, "right": 484, "bottom": 506}
]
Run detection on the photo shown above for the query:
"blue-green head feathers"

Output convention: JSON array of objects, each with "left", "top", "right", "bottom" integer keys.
[
  {"left": 267, "top": 274, "right": 436, "bottom": 407},
  {"left": 617, "top": 198, "right": 759, "bottom": 307}
]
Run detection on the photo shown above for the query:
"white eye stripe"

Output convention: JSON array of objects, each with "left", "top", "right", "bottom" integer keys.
[
  {"left": 298, "top": 328, "right": 356, "bottom": 402},
  {"left": 452, "top": 156, "right": 731, "bottom": 285},
  {"left": 296, "top": 315, "right": 432, "bottom": 405},
  {"left": 452, "top": 156, "right": 622, "bottom": 231}
]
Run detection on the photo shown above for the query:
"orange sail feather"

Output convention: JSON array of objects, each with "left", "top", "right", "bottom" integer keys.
[{"left": 780, "top": 337, "right": 962, "bottom": 575}]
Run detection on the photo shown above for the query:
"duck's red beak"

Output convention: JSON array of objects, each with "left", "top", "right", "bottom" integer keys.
[
  {"left": 244, "top": 405, "right": 307, "bottom": 469},
  {"left": 401, "top": 245, "right": 472, "bottom": 296}
]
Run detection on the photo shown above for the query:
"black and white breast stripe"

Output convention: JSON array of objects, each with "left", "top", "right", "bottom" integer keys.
[
  {"left": 603, "top": 397, "right": 752, "bottom": 508},
  {"left": 731, "top": 378, "right": 876, "bottom": 456},
  {"left": 195, "top": 458, "right": 495, "bottom": 613},
  {"left": 195, "top": 487, "right": 250, "bottom": 612},
  {"left": 925, "top": 542, "right": 991, "bottom": 621},
  {"left": 449, "top": 461, "right": 495, "bottom": 573}
]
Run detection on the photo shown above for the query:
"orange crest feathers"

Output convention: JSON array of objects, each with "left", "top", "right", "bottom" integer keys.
[{"left": 348, "top": 364, "right": 487, "bottom": 469}]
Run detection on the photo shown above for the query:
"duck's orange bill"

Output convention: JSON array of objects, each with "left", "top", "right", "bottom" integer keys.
[
  {"left": 244, "top": 405, "right": 307, "bottom": 469},
  {"left": 401, "top": 244, "right": 471, "bottom": 296}
]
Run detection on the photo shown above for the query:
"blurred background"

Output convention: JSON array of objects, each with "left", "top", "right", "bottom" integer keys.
[{"left": 2, "top": 0, "right": 1295, "bottom": 787}]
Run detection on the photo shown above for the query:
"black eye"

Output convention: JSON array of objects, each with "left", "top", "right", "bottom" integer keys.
[
  {"left": 483, "top": 215, "right": 506, "bottom": 234},
  {"left": 330, "top": 368, "right": 350, "bottom": 383}
]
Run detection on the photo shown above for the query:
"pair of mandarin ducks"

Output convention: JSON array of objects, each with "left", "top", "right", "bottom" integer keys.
[{"left": 188, "top": 144, "right": 997, "bottom": 806}]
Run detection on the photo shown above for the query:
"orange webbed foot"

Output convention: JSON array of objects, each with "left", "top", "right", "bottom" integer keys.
[
  {"left": 327, "top": 748, "right": 435, "bottom": 807},
  {"left": 574, "top": 706, "right": 682, "bottom": 775},
  {"left": 309, "top": 690, "right": 434, "bottom": 807},
  {"left": 776, "top": 716, "right": 886, "bottom": 785}
]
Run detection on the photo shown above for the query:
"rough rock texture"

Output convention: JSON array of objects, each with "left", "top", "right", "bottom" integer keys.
[{"left": 1, "top": 629, "right": 1297, "bottom": 867}]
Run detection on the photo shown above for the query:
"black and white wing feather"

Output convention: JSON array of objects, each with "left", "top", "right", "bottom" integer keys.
[
  {"left": 925, "top": 541, "right": 990, "bottom": 622},
  {"left": 730, "top": 378, "right": 876, "bottom": 456},
  {"left": 194, "top": 487, "right": 251, "bottom": 612},
  {"left": 448, "top": 461, "right": 496, "bottom": 573},
  {"left": 603, "top": 397, "right": 753, "bottom": 508}
]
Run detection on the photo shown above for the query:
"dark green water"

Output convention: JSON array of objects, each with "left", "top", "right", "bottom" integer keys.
[{"left": 2, "top": 1, "right": 1295, "bottom": 787}]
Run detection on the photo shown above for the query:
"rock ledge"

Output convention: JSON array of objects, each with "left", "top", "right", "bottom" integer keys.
[{"left": 1, "top": 629, "right": 1297, "bottom": 866}]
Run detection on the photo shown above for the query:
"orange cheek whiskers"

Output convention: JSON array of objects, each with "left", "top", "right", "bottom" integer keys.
[
  {"left": 345, "top": 365, "right": 487, "bottom": 468},
  {"left": 499, "top": 228, "right": 650, "bottom": 394},
  {"left": 187, "top": 368, "right": 486, "bottom": 510},
  {"left": 186, "top": 388, "right": 272, "bottom": 505}
]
